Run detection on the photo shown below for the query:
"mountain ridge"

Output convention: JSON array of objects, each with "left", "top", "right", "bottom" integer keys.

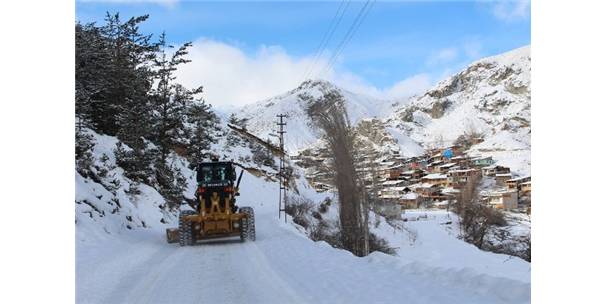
[{"left": 232, "top": 45, "right": 531, "bottom": 174}]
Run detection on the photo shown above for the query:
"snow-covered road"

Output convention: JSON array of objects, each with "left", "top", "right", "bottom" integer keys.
[{"left": 77, "top": 206, "right": 530, "bottom": 304}]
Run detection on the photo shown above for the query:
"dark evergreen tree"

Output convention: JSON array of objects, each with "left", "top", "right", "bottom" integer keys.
[
  {"left": 226, "top": 114, "right": 248, "bottom": 147},
  {"left": 187, "top": 97, "right": 219, "bottom": 163},
  {"left": 76, "top": 13, "right": 157, "bottom": 137},
  {"left": 76, "top": 21, "right": 111, "bottom": 132},
  {"left": 150, "top": 33, "right": 195, "bottom": 162},
  {"left": 114, "top": 141, "right": 155, "bottom": 185},
  {"left": 75, "top": 128, "right": 95, "bottom": 177},
  {"left": 250, "top": 140, "right": 275, "bottom": 168},
  {"left": 154, "top": 159, "right": 186, "bottom": 208}
]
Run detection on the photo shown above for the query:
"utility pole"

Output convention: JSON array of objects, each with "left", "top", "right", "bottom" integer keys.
[{"left": 277, "top": 114, "right": 287, "bottom": 222}]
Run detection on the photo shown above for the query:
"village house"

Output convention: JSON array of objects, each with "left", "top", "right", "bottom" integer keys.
[
  {"left": 380, "top": 186, "right": 410, "bottom": 200},
  {"left": 410, "top": 183, "right": 449, "bottom": 203},
  {"left": 520, "top": 181, "right": 531, "bottom": 193},
  {"left": 400, "top": 169, "right": 425, "bottom": 183},
  {"left": 450, "top": 155, "right": 471, "bottom": 168},
  {"left": 495, "top": 173, "right": 513, "bottom": 187},
  {"left": 427, "top": 160, "right": 445, "bottom": 173},
  {"left": 441, "top": 187, "right": 460, "bottom": 197},
  {"left": 429, "top": 152, "right": 443, "bottom": 164},
  {"left": 411, "top": 183, "right": 436, "bottom": 195},
  {"left": 418, "top": 159, "right": 429, "bottom": 170},
  {"left": 519, "top": 181, "right": 531, "bottom": 210},
  {"left": 421, "top": 173, "right": 448, "bottom": 187},
  {"left": 471, "top": 156, "right": 495, "bottom": 167},
  {"left": 382, "top": 179, "right": 407, "bottom": 188},
  {"left": 447, "top": 169, "right": 480, "bottom": 188},
  {"left": 387, "top": 164, "right": 405, "bottom": 180},
  {"left": 483, "top": 190, "right": 519, "bottom": 210},
  {"left": 426, "top": 148, "right": 442, "bottom": 158},
  {"left": 506, "top": 176, "right": 531, "bottom": 191},
  {"left": 445, "top": 144, "right": 463, "bottom": 156},
  {"left": 399, "top": 192, "right": 419, "bottom": 209},
  {"left": 438, "top": 162, "right": 458, "bottom": 173},
  {"left": 376, "top": 161, "right": 396, "bottom": 179},
  {"left": 482, "top": 165, "right": 510, "bottom": 177},
  {"left": 403, "top": 157, "right": 427, "bottom": 170}
]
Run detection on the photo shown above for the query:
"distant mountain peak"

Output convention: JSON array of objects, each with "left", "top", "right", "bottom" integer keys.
[
  {"left": 234, "top": 79, "right": 403, "bottom": 153},
  {"left": 296, "top": 79, "right": 337, "bottom": 91}
]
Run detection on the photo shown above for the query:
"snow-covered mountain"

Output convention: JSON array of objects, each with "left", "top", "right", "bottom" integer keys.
[
  {"left": 235, "top": 80, "right": 407, "bottom": 154},
  {"left": 234, "top": 45, "right": 531, "bottom": 176},
  {"left": 387, "top": 46, "right": 531, "bottom": 174}
]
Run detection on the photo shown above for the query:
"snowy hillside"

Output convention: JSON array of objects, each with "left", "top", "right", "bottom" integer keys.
[
  {"left": 387, "top": 46, "right": 531, "bottom": 174},
  {"left": 75, "top": 125, "right": 317, "bottom": 241},
  {"left": 235, "top": 80, "right": 412, "bottom": 154}
]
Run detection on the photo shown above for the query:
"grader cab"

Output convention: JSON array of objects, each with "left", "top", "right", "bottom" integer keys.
[{"left": 166, "top": 160, "right": 256, "bottom": 246}]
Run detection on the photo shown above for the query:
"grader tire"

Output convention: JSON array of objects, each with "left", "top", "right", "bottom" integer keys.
[
  {"left": 179, "top": 210, "right": 196, "bottom": 246},
  {"left": 240, "top": 207, "right": 256, "bottom": 242}
]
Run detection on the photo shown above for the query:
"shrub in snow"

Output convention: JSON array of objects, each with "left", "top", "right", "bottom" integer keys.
[
  {"left": 285, "top": 196, "right": 315, "bottom": 229},
  {"left": 368, "top": 232, "right": 396, "bottom": 255}
]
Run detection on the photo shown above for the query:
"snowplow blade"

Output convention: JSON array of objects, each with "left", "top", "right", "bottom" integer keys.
[{"left": 166, "top": 228, "right": 179, "bottom": 243}]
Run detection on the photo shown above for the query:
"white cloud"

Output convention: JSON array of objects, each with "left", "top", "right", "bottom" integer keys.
[
  {"left": 426, "top": 47, "right": 459, "bottom": 66},
  {"left": 328, "top": 72, "right": 432, "bottom": 101},
  {"left": 175, "top": 38, "right": 318, "bottom": 109},
  {"left": 383, "top": 74, "right": 432, "bottom": 99},
  {"left": 492, "top": 0, "right": 530, "bottom": 22},
  {"left": 175, "top": 38, "right": 433, "bottom": 110}
]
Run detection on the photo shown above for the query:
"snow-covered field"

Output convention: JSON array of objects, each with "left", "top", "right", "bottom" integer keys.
[{"left": 375, "top": 210, "right": 530, "bottom": 283}]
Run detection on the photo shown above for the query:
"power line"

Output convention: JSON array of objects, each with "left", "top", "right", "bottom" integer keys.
[
  {"left": 301, "top": 0, "right": 346, "bottom": 81},
  {"left": 318, "top": 0, "right": 374, "bottom": 78},
  {"left": 317, "top": 0, "right": 376, "bottom": 79},
  {"left": 300, "top": 0, "right": 351, "bottom": 83}
]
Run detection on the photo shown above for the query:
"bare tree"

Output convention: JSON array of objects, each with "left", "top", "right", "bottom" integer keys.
[
  {"left": 303, "top": 89, "right": 369, "bottom": 257},
  {"left": 454, "top": 123, "right": 485, "bottom": 149},
  {"left": 455, "top": 175, "right": 506, "bottom": 249}
]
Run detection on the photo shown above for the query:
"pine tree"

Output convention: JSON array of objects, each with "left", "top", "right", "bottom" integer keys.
[
  {"left": 114, "top": 14, "right": 157, "bottom": 146},
  {"left": 114, "top": 141, "right": 155, "bottom": 184},
  {"left": 75, "top": 13, "right": 157, "bottom": 137},
  {"left": 187, "top": 97, "right": 219, "bottom": 163},
  {"left": 226, "top": 114, "right": 248, "bottom": 147},
  {"left": 150, "top": 33, "right": 195, "bottom": 162},
  {"left": 75, "top": 128, "right": 95, "bottom": 177},
  {"left": 76, "top": 21, "right": 111, "bottom": 132},
  {"left": 154, "top": 159, "right": 186, "bottom": 208}
]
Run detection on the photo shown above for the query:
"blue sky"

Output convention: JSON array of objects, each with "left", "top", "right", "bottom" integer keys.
[{"left": 76, "top": 0, "right": 530, "bottom": 109}]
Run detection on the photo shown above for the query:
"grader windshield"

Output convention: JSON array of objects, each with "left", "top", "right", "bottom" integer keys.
[{"left": 196, "top": 162, "right": 235, "bottom": 187}]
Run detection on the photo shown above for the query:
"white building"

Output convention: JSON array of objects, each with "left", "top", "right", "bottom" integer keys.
[{"left": 483, "top": 190, "right": 518, "bottom": 210}]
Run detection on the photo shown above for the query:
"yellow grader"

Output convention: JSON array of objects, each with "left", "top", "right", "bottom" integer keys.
[{"left": 166, "top": 160, "right": 255, "bottom": 246}]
